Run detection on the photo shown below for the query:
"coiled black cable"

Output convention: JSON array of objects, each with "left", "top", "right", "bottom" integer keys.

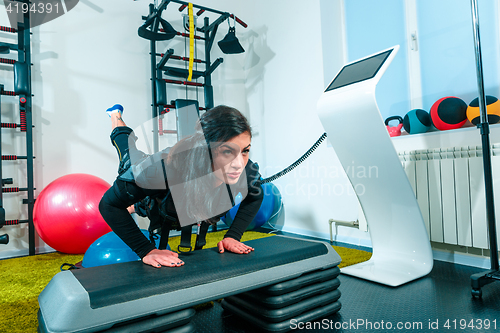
[{"left": 258, "top": 132, "right": 328, "bottom": 185}]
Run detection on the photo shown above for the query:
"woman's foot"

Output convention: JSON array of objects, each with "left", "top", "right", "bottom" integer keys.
[
  {"left": 108, "top": 104, "right": 126, "bottom": 129},
  {"left": 106, "top": 104, "right": 123, "bottom": 117}
]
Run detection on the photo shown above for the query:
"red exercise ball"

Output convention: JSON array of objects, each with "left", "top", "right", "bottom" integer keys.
[
  {"left": 33, "top": 173, "right": 112, "bottom": 254},
  {"left": 430, "top": 96, "right": 468, "bottom": 130}
]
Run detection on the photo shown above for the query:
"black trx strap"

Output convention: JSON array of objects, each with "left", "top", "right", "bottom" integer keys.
[
  {"left": 226, "top": 183, "right": 235, "bottom": 206},
  {"left": 178, "top": 225, "right": 193, "bottom": 253},
  {"left": 155, "top": 193, "right": 178, "bottom": 250},
  {"left": 178, "top": 221, "right": 211, "bottom": 253},
  {"left": 195, "top": 222, "right": 210, "bottom": 250}
]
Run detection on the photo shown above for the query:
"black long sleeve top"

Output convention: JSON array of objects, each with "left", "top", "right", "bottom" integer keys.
[{"left": 112, "top": 158, "right": 264, "bottom": 258}]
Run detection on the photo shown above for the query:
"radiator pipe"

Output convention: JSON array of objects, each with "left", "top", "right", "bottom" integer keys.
[
  {"left": 470, "top": 0, "right": 499, "bottom": 297},
  {"left": 328, "top": 219, "right": 359, "bottom": 244}
]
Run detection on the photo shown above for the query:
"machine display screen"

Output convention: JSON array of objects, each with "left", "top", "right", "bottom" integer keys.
[{"left": 325, "top": 49, "right": 393, "bottom": 92}]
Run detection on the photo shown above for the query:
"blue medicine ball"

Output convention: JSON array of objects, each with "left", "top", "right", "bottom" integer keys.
[
  {"left": 403, "top": 109, "right": 432, "bottom": 134},
  {"left": 223, "top": 182, "right": 282, "bottom": 230},
  {"left": 82, "top": 229, "right": 167, "bottom": 268}
]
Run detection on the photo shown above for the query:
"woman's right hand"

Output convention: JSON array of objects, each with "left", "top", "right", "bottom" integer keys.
[{"left": 142, "top": 249, "right": 184, "bottom": 268}]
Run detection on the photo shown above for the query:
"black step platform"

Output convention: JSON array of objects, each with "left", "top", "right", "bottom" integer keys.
[
  {"left": 222, "top": 268, "right": 341, "bottom": 332},
  {"left": 38, "top": 235, "right": 341, "bottom": 333},
  {"left": 222, "top": 298, "right": 342, "bottom": 333},
  {"left": 255, "top": 266, "right": 340, "bottom": 296}
]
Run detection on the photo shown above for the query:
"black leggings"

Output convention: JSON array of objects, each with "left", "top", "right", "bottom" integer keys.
[{"left": 99, "top": 126, "right": 163, "bottom": 258}]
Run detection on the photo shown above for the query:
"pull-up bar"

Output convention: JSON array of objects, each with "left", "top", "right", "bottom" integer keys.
[
  {"left": 1, "top": 123, "right": 20, "bottom": 129},
  {"left": 158, "top": 30, "right": 206, "bottom": 40},
  {"left": 163, "top": 0, "right": 247, "bottom": 28},
  {"left": 156, "top": 49, "right": 207, "bottom": 73},
  {"left": 1, "top": 122, "right": 31, "bottom": 131},
  {"left": 2, "top": 155, "right": 31, "bottom": 160},
  {"left": 0, "top": 90, "right": 17, "bottom": 96},
  {"left": 2, "top": 187, "right": 34, "bottom": 193},
  {"left": 157, "top": 53, "right": 205, "bottom": 64},
  {"left": 229, "top": 14, "right": 247, "bottom": 28},
  {"left": 1, "top": 219, "right": 29, "bottom": 226},
  {"left": 0, "top": 58, "right": 15, "bottom": 64},
  {"left": 176, "top": 31, "right": 204, "bottom": 40},
  {"left": 0, "top": 26, "right": 16, "bottom": 33},
  {"left": 164, "top": 79, "right": 203, "bottom": 87}
]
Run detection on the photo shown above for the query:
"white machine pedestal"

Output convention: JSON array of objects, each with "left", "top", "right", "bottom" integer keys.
[{"left": 317, "top": 46, "right": 433, "bottom": 287}]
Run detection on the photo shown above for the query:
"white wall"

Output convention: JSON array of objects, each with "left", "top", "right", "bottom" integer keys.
[{"left": 1, "top": 0, "right": 373, "bottom": 258}]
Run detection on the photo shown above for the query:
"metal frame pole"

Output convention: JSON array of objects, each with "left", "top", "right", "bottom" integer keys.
[
  {"left": 470, "top": 0, "right": 500, "bottom": 297},
  {"left": 14, "top": 3, "right": 35, "bottom": 255},
  {"left": 21, "top": 7, "right": 35, "bottom": 255},
  {"left": 0, "top": 84, "right": 5, "bottom": 239},
  {"left": 148, "top": 3, "right": 160, "bottom": 153}
]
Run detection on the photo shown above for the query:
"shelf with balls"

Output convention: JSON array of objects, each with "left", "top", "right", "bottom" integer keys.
[{"left": 386, "top": 95, "right": 500, "bottom": 138}]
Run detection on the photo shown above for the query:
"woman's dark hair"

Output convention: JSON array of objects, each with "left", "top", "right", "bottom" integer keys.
[
  {"left": 196, "top": 105, "right": 252, "bottom": 146},
  {"left": 168, "top": 105, "right": 252, "bottom": 223}
]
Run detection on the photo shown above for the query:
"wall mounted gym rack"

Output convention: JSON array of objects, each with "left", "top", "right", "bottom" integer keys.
[
  {"left": 0, "top": 3, "right": 35, "bottom": 255},
  {"left": 140, "top": 0, "right": 247, "bottom": 152}
]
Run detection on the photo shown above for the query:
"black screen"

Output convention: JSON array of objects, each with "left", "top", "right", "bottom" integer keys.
[{"left": 325, "top": 49, "right": 393, "bottom": 92}]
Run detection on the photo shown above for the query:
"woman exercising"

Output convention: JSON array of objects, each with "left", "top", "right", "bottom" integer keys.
[{"left": 99, "top": 105, "right": 264, "bottom": 268}]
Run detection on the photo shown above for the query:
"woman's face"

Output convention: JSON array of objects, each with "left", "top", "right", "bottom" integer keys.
[{"left": 212, "top": 132, "right": 251, "bottom": 185}]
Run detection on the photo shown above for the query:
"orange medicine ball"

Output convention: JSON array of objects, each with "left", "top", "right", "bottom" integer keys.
[{"left": 466, "top": 95, "right": 500, "bottom": 126}]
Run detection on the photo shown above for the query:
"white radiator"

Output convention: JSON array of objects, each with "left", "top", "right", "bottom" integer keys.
[{"left": 398, "top": 144, "right": 500, "bottom": 249}]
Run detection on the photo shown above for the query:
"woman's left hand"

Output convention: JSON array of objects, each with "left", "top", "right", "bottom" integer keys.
[{"left": 217, "top": 237, "right": 254, "bottom": 254}]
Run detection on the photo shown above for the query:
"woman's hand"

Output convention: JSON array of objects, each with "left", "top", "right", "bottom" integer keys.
[
  {"left": 142, "top": 249, "right": 184, "bottom": 268},
  {"left": 217, "top": 237, "right": 254, "bottom": 254}
]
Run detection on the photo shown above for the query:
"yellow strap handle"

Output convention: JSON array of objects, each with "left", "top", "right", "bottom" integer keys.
[{"left": 187, "top": 3, "right": 194, "bottom": 82}]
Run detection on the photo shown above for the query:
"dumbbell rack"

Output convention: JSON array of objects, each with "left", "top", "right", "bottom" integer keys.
[
  {"left": 0, "top": 9, "right": 35, "bottom": 255},
  {"left": 142, "top": 0, "right": 246, "bottom": 152}
]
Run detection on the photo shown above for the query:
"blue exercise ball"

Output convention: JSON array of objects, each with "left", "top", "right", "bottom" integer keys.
[
  {"left": 403, "top": 109, "right": 432, "bottom": 134},
  {"left": 82, "top": 229, "right": 168, "bottom": 268},
  {"left": 223, "top": 182, "right": 282, "bottom": 230}
]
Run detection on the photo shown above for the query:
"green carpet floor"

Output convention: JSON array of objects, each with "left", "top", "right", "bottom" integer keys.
[{"left": 0, "top": 231, "right": 371, "bottom": 333}]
